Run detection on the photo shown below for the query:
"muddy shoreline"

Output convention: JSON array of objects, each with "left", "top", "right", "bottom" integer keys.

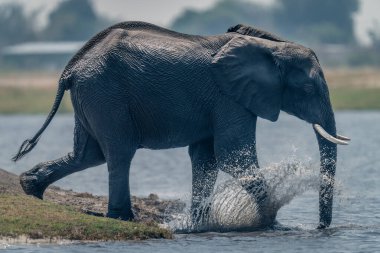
[{"left": 0, "top": 168, "right": 185, "bottom": 224}]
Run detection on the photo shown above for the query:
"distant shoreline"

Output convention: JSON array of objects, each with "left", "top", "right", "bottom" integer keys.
[{"left": 0, "top": 68, "right": 380, "bottom": 113}]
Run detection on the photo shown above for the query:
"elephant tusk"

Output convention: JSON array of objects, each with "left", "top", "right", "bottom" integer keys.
[
  {"left": 336, "top": 134, "right": 351, "bottom": 141},
  {"left": 313, "top": 124, "right": 349, "bottom": 145}
]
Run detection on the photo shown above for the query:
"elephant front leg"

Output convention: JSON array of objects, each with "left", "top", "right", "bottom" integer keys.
[
  {"left": 213, "top": 113, "right": 274, "bottom": 222},
  {"left": 216, "top": 143, "right": 273, "bottom": 224},
  {"left": 189, "top": 138, "right": 218, "bottom": 224}
]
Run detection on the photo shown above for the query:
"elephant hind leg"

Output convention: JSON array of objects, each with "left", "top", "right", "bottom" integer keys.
[
  {"left": 98, "top": 124, "right": 137, "bottom": 221},
  {"left": 81, "top": 100, "right": 138, "bottom": 221},
  {"left": 20, "top": 116, "right": 105, "bottom": 199},
  {"left": 105, "top": 145, "right": 136, "bottom": 221}
]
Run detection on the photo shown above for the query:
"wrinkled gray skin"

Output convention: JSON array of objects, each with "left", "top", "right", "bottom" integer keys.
[{"left": 14, "top": 22, "right": 337, "bottom": 229}]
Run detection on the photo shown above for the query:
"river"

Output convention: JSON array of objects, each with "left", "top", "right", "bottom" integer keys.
[{"left": 0, "top": 111, "right": 379, "bottom": 252}]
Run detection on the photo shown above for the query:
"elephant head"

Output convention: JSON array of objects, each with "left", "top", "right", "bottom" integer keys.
[{"left": 212, "top": 33, "right": 350, "bottom": 228}]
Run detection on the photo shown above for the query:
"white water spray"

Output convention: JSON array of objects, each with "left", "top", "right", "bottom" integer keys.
[{"left": 165, "top": 156, "right": 320, "bottom": 233}]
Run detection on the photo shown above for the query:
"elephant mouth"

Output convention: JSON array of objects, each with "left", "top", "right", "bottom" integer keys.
[{"left": 313, "top": 124, "right": 350, "bottom": 145}]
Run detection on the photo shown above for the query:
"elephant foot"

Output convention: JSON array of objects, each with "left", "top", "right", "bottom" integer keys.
[
  {"left": 106, "top": 210, "right": 135, "bottom": 221},
  {"left": 270, "top": 220, "right": 291, "bottom": 231},
  {"left": 257, "top": 207, "right": 277, "bottom": 228},
  {"left": 19, "top": 170, "right": 49, "bottom": 200},
  {"left": 238, "top": 175, "right": 278, "bottom": 226}
]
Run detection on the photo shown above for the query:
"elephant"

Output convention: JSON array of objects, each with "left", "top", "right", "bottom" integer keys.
[{"left": 13, "top": 21, "right": 350, "bottom": 228}]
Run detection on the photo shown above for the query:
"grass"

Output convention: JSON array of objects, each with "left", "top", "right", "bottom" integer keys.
[
  {"left": 0, "top": 87, "right": 72, "bottom": 114},
  {"left": 0, "top": 194, "right": 172, "bottom": 241},
  {"left": 0, "top": 68, "right": 379, "bottom": 113},
  {"left": 330, "top": 87, "right": 380, "bottom": 110},
  {"left": 324, "top": 68, "right": 380, "bottom": 89}
]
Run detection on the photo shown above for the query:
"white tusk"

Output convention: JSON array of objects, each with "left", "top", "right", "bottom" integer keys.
[
  {"left": 336, "top": 134, "right": 351, "bottom": 141},
  {"left": 313, "top": 124, "right": 349, "bottom": 145}
]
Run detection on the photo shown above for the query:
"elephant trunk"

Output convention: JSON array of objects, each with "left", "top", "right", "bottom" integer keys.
[{"left": 314, "top": 113, "right": 337, "bottom": 228}]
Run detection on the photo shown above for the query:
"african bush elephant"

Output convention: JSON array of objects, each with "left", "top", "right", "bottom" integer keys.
[{"left": 14, "top": 21, "right": 349, "bottom": 228}]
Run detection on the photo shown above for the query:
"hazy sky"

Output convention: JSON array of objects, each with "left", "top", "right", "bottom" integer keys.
[{"left": 2, "top": 0, "right": 379, "bottom": 45}]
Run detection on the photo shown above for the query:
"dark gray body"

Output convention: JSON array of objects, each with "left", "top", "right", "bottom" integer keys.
[
  {"left": 15, "top": 22, "right": 339, "bottom": 229},
  {"left": 70, "top": 27, "right": 231, "bottom": 149}
]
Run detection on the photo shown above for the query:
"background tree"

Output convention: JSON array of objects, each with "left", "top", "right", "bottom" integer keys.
[
  {"left": 0, "top": 4, "right": 36, "bottom": 48},
  {"left": 368, "top": 22, "right": 380, "bottom": 50},
  {"left": 171, "top": 0, "right": 275, "bottom": 36},
  {"left": 274, "top": 0, "right": 359, "bottom": 44},
  {"left": 42, "top": 0, "right": 112, "bottom": 41},
  {"left": 347, "top": 22, "right": 380, "bottom": 66}
]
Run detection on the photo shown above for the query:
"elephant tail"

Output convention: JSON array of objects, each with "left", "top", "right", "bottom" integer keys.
[{"left": 12, "top": 80, "right": 66, "bottom": 162}]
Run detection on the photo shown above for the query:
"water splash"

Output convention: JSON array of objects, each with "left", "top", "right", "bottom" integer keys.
[
  {"left": 165, "top": 157, "right": 320, "bottom": 233},
  {"left": 0, "top": 243, "right": 10, "bottom": 250}
]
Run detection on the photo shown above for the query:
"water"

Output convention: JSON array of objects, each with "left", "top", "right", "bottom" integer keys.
[
  {"left": 0, "top": 111, "right": 379, "bottom": 252},
  {"left": 168, "top": 160, "right": 320, "bottom": 233}
]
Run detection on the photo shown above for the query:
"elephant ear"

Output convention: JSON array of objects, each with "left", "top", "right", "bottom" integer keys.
[{"left": 211, "top": 36, "right": 283, "bottom": 122}]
